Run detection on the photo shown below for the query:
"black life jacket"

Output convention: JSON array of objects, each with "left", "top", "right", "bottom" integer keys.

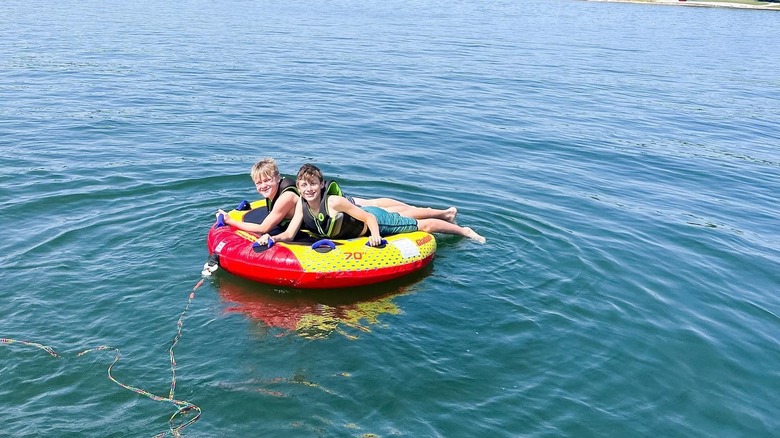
[
  {"left": 266, "top": 177, "right": 299, "bottom": 213},
  {"left": 301, "top": 180, "right": 365, "bottom": 239}
]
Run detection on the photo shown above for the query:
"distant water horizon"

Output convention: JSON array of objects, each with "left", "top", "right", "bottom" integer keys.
[{"left": 584, "top": 0, "right": 780, "bottom": 11}]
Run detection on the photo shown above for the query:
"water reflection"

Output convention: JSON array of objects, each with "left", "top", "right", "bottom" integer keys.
[{"left": 213, "top": 267, "right": 432, "bottom": 339}]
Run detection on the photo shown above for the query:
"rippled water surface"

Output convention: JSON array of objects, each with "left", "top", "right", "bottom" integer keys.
[{"left": 1, "top": 0, "right": 779, "bottom": 436}]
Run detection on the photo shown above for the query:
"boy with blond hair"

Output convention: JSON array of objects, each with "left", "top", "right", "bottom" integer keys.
[{"left": 217, "top": 158, "right": 460, "bottom": 235}]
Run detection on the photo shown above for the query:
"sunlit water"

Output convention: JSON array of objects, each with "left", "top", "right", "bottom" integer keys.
[{"left": 1, "top": 0, "right": 778, "bottom": 436}]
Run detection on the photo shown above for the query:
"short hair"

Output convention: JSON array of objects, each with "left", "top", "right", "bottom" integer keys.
[
  {"left": 251, "top": 158, "right": 280, "bottom": 181},
  {"left": 296, "top": 163, "right": 323, "bottom": 185}
]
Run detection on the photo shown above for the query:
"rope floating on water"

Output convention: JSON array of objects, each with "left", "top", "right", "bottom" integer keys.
[
  {"left": 1, "top": 278, "right": 205, "bottom": 437},
  {"left": 0, "top": 338, "right": 61, "bottom": 358}
]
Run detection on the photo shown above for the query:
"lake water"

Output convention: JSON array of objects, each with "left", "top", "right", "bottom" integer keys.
[{"left": 1, "top": 0, "right": 778, "bottom": 436}]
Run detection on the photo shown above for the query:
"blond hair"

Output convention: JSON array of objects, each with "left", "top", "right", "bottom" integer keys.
[{"left": 250, "top": 158, "right": 280, "bottom": 181}]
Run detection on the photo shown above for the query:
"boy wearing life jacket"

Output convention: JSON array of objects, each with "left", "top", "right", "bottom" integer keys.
[
  {"left": 217, "top": 158, "right": 460, "bottom": 235},
  {"left": 256, "top": 163, "right": 485, "bottom": 246},
  {"left": 216, "top": 158, "right": 300, "bottom": 235}
]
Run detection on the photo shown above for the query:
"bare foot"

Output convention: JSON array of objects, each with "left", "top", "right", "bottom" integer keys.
[
  {"left": 444, "top": 207, "right": 458, "bottom": 223},
  {"left": 463, "top": 227, "right": 486, "bottom": 243}
]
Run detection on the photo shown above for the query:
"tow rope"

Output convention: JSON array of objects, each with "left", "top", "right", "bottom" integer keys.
[
  {"left": 202, "top": 253, "right": 219, "bottom": 277},
  {"left": 1, "top": 278, "right": 205, "bottom": 437}
]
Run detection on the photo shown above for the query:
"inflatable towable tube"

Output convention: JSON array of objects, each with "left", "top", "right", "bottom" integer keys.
[{"left": 206, "top": 199, "right": 437, "bottom": 289}]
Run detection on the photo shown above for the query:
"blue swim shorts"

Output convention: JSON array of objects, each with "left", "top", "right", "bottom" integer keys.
[{"left": 362, "top": 206, "right": 418, "bottom": 236}]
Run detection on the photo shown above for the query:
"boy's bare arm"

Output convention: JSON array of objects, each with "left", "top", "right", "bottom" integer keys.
[
  {"left": 260, "top": 198, "right": 304, "bottom": 244},
  {"left": 330, "top": 196, "right": 382, "bottom": 246}
]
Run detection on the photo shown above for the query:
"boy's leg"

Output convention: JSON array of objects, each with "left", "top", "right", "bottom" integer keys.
[
  {"left": 384, "top": 206, "right": 457, "bottom": 223},
  {"left": 417, "top": 219, "right": 485, "bottom": 243},
  {"left": 355, "top": 198, "right": 458, "bottom": 223},
  {"left": 354, "top": 197, "right": 411, "bottom": 209}
]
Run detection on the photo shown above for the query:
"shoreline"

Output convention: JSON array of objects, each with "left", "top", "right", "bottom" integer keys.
[{"left": 584, "top": 0, "right": 780, "bottom": 10}]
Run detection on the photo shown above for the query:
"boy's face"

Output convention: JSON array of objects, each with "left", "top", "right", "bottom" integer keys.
[
  {"left": 297, "top": 177, "right": 324, "bottom": 203},
  {"left": 253, "top": 173, "right": 280, "bottom": 199}
]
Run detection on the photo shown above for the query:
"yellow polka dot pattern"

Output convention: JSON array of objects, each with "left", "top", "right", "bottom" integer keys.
[
  {"left": 284, "top": 231, "right": 437, "bottom": 273},
  {"left": 225, "top": 201, "right": 437, "bottom": 274}
]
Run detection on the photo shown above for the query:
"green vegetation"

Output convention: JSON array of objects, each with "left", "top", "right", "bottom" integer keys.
[
  {"left": 661, "top": 0, "right": 780, "bottom": 6},
  {"left": 702, "top": 0, "right": 779, "bottom": 4},
  {"left": 615, "top": 0, "right": 780, "bottom": 6}
]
